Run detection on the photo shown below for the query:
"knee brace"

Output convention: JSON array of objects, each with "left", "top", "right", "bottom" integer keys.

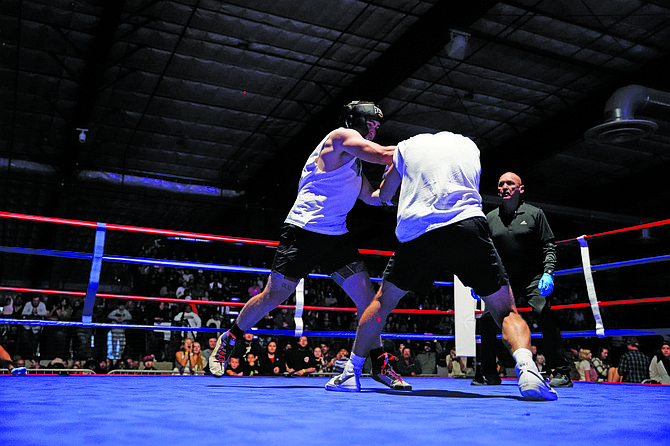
[{"left": 331, "top": 261, "right": 367, "bottom": 286}]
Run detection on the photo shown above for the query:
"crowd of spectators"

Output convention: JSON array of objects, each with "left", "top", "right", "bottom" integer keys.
[{"left": 0, "top": 243, "right": 668, "bottom": 383}]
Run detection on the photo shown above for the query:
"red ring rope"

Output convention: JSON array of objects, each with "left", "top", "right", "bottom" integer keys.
[{"left": 2, "top": 286, "right": 668, "bottom": 315}]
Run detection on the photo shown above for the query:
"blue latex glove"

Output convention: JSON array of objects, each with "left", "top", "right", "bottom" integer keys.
[
  {"left": 538, "top": 273, "right": 554, "bottom": 296},
  {"left": 470, "top": 289, "right": 481, "bottom": 301}
]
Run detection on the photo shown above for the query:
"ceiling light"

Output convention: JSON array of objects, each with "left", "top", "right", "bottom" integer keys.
[
  {"left": 446, "top": 30, "right": 470, "bottom": 60},
  {"left": 76, "top": 128, "right": 88, "bottom": 144}
]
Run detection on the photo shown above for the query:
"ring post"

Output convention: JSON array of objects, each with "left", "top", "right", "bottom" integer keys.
[{"left": 82, "top": 223, "right": 106, "bottom": 324}]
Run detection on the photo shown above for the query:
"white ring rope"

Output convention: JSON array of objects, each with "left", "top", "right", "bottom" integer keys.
[
  {"left": 577, "top": 235, "right": 605, "bottom": 337},
  {"left": 293, "top": 278, "right": 305, "bottom": 337}
]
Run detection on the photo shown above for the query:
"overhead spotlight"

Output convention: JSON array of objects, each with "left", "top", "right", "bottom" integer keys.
[
  {"left": 76, "top": 128, "right": 88, "bottom": 144},
  {"left": 446, "top": 30, "right": 470, "bottom": 60}
]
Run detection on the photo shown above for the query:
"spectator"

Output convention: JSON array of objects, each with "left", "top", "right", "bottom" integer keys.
[
  {"left": 649, "top": 341, "right": 670, "bottom": 385},
  {"left": 19, "top": 296, "right": 48, "bottom": 359},
  {"left": 592, "top": 346, "right": 612, "bottom": 382},
  {"left": 446, "top": 347, "right": 466, "bottom": 378},
  {"left": 313, "top": 346, "right": 328, "bottom": 374},
  {"left": 225, "top": 356, "right": 244, "bottom": 376},
  {"left": 320, "top": 342, "right": 336, "bottom": 365},
  {"left": 259, "top": 340, "right": 285, "bottom": 376},
  {"left": 201, "top": 336, "right": 218, "bottom": 364},
  {"left": 243, "top": 352, "right": 261, "bottom": 376},
  {"left": 27, "top": 358, "right": 41, "bottom": 370},
  {"left": 98, "top": 357, "right": 112, "bottom": 374},
  {"left": 247, "top": 278, "right": 263, "bottom": 300},
  {"left": 107, "top": 303, "right": 132, "bottom": 360},
  {"left": 286, "top": 336, "right": 317, "bottom": 376},
  {"left": 13, "top": 357, "right": 26, "bottom": 370},
  {"left": 174, "top": 338, "right": 197, "bottom": 375},
  {"left": 83, "top": 359, "right": 100, "bottom": 374},
  {"left": 49, "top": 297, "right": 73, "bottom": 321},
  {"left": 330, "top": 347, "right": 350, "bottom": 374},
  {"left": 44, "top": 297, "right": 73, "bottom": 360},
  {"left": 205, "top": 313, "right": 223, "bottom": 330},
  {"left": 617, "top": 337, "right": 650, "bottom": 383},
  {"left": 258, "top": 312, "right": 274, "bottom": 330},
  {"left": 2, "top": 296, "right": 14, "bottom": 316},
  {"left": 125, "top": 357, "right": 140, "bottom": 370},
  {"left": 273, "top": 308, "right": 294, "bottom": 330},
  {"left": 48, "top": 357, "right": 67, "bottom": 369},
  {"left": 535, "top": 353, "right": 547, "bottom": 377},
  {"left": 192, "top": 342, "right": 207, "bottom": 372},
  {"left": 576, "top": 348, "right": 596, "bottom": 382},
  {"left": 395, "top": 347, "right": 422, "bottom": 377},
  {"left": 237, "top": 333, "right": 263, "bottom": 360},
  {"left": 417, "top": 341, "right": 437, "bottom": 375},
  {"left": 71, "top": 299, "right": 92, "bottom": 359},
  {"left": 149, "top": 301, "right": 172, "bottom": 361},
  {"left": 0, "top": 344, "right": 26, "bottom": 375},
  {"left": 173, "top": 305, "right": 202, "bottom": 341},
  {"left": 142, "top": 355, "right": 157, "bottom": 371}
]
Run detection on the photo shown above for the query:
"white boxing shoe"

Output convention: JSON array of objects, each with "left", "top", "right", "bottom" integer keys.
[
  {"left": 325, "top": 360, "right": 361, "bottom": 392},
  {"left": 516, "top": 363, "right": 558, "bottom": 401}
]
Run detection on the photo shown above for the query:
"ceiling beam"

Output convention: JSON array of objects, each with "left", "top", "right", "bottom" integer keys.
[
  {"left": 31, "top": 2, "right": 127, "bottom": 288},
  {"left": 248, "top": 0, "right": 499, "bottom": 207},
  {"left": 480, "top": 55, "right": 670, "bottom": 215}
]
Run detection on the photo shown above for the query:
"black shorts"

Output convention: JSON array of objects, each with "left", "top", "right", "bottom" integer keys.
[
  {"left": 271, "top": 223, "right": 364, "bottom": 281},
  {"left": 384, "top": 217, "right": 509, "bottom": 296}
]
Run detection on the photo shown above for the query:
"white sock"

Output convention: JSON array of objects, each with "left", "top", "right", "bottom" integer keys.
[
  {"left": 350, "top": 353, "right": 365, "bottom": 370},
  {"left": 513, "top": 348, "right": 537, "bottom": 371}
]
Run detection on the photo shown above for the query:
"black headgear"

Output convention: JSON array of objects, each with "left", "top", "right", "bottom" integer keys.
[{"left": 339, "top": 101, "right": 384, "bottom": 138}]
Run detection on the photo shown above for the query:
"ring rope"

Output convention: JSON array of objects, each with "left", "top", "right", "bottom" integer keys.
[
  {"left": 1, "top": 212, "right": 668, "bottom": 344},
  {"left": 0, "top": 211, "right": 394, "bottom": 256},
  {"left": 2, "top": 285, "right": 668, "bottom": 314},
  {"left": 2, "top": 318, "right": 669, "bottom": 342},
  {"left": 555, "top": 218, "right": 670, "bottom": 244},
  {"left": 83, "top": 223, "right": 106, "bottom": 323},
  {"left": 577, "top": 235, "right": 606, "bottom": 337},
  {"left": 9, "top": 210, "right": 667, "bottom": 248},
  {"left": 294, "top": 279, "right": 305, "bottom": 337}
]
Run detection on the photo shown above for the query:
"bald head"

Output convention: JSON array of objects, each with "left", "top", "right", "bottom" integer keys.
[
  {"left": 497, "top": 172, "right": 524, "bottom": 212},
  {"left": 498, "top": 172, "right": 522, "bottom": 186}
]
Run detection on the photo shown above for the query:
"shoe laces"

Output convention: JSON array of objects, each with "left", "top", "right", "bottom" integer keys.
[
  {"left": 377, "top": 352, "right": 403, "bottom": 381},
  {"left": 214, "top": 333, "right": 232, "bottom": 363}
]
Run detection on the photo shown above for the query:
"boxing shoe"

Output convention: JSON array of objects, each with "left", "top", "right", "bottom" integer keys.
[
  {"left": 325, "top": 359, "right": 361, "bottom": 392},
  {"left": 372, "top": 352, "right": 412, "bottom": 390},
  {"left": 515, "top": 361, "right": 558, "bottom": 401},
  {"left": 549, "top": 367, "right": 574, "bottom": 387},
  {"left": 471, "top": 373, "right": 502, "bottom": 386},
  {"left": 209, "top": 331, "right": 235, "bottom": 378}
]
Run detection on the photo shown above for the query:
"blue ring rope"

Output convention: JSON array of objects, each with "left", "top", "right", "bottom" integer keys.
[
  {"left": 2, "top": 318, "right": 668, "bottom": 340},
  {"left": 0, "top": 246, "right": 455, "bottom": 285},
  {"left": 1, "top": 245, "right": 666, "bottom": 280}
]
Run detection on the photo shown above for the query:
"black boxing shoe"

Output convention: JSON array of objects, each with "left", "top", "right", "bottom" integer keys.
[{"left": 471, "top": 373, "right": 502, "bottom": 386}]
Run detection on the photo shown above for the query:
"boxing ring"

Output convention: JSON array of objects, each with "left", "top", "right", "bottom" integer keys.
[{"left": 1, "top": 211, "right": 669, "bottom": 445}]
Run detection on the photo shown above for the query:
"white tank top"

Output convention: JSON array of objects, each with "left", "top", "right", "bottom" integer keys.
[
  {"left": 285, "top": 131, "right": 363, "bottom": 235},
  {"left": 393, "top": 131, "right": 485, "bottom": 243}
]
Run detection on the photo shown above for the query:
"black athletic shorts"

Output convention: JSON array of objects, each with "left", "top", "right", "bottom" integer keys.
[
  {"left": 384, "top": 217, "right": 509, "bottom": 296},
  {"left": 271, "top": 223, "right": 364, "bottom": 281}
]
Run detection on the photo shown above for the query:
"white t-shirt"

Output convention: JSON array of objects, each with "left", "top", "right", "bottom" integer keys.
[
  {"left": 393, "top": 131, "right": 485, "bottom": 243},
  {"left": 285, "top": 130, "right": 363, "bottom": 235}
]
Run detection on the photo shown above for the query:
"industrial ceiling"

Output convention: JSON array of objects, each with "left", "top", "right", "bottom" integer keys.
[{"left": 1, "top": 0, "right": 669, "bottom": 288}]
